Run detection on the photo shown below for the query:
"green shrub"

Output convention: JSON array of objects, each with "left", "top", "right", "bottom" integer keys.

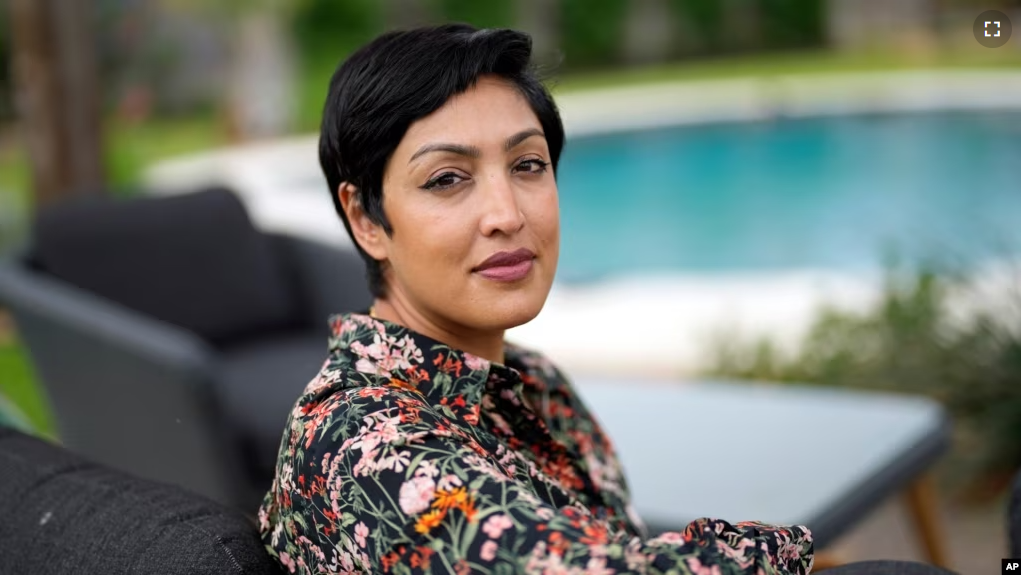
[
  {"left": 707, "top": 266, "right": 1021, "bottom": 495},
  {"left": 438, "top": 0, "right": 515, "bottom": 29},
  {"left": 559, "top": 0, "right": 629, "bottom": 69}
]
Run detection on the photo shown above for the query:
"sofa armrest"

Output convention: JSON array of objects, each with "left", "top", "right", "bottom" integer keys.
[
  {"left": 0, "top": 261, "right": 249, "bottom": 508},
  {"left": 0, "top": 261, "right": 214, "bottom": 377}
]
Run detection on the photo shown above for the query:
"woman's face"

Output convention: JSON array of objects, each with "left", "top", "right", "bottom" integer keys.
[{"left": 368, "top": 76, "right": 560, "bottom": 334}]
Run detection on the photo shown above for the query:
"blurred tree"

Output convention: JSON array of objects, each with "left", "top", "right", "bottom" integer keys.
[
  {"left": 163, "top": 0, "right": 299, "bottom": 141},
  {"left": 439, "top": 0, "right": 514, "bottom": 28},
  {"left": 560, "top": 0, "right": 628, "bottom": 68},
  {"left": 623, "top": 0, "right": 676, "bottom": 64},
  {"left": 762, "top": 0, "right": 823, "bottom": 49},
  {"left": 381, "top": 0, "right": 436, "bottom": 30},
  {"left": 292, "top": 0, "right": 385, "bottom": 64},
  {"left": 515, "top": 0, "right": 561, "bottom": 69},
  {"left": 9, "top": 0, "right": 105, "bottom": 206},
  {"left": 721, "top": 0, "right": 763, "bottom": 52},
  {"left": 669, "top": 0, "right": 724, "bottom": 55},
  {"left": 0, "top": 8, "right": 13, "bottom": 123}
]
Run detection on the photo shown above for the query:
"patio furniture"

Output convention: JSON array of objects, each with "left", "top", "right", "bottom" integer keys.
[
  {"left": 0, "top": 425, "right": 280, "bottom": 574},
  {"left": 1011, "top": 469, "right": 1021, "bottom": 558},
  {"left": 0, "top": 188, "right": 372, "bottom": 512},
  {"left": 573, "top": 377, "right": 952, "bottom": 569},
  {"left": 0, "top": 423, "right": 970, "bottom": 575}
]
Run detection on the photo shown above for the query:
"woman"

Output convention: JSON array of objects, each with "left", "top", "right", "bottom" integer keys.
[{"left": 259, "top": 24, "right": 814, "bottom": 574}]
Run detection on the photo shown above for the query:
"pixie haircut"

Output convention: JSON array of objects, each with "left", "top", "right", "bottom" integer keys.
[{"left": 319, "top": 24, "right": 565, "bottom": 298}]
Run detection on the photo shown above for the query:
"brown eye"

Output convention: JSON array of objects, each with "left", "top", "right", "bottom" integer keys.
[
  {"left": 514, "top": 159, "right": 549, "bottom": 174},
  {"left": 422, "top": 171, "right": 468, "bottom": 191}
]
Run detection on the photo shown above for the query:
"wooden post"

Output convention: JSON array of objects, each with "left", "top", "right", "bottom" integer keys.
[
  {"left": 904, "top": 474, "right": 951, "bottom": 570},
  {"left": 9, "top": 0, "right": 105, "bottom": 208}
]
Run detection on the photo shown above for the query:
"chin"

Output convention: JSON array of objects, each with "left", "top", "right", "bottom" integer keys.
[{"left": 473, "top": 290, "right": 548, "bottom": 331}]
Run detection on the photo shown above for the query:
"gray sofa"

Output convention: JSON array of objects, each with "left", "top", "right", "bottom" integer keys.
[
  {"left": 0, "top": 188, "right": 371, "bottom": 511},
  {"left": 0, "top": 425, "right": 280, "bottom": 574}
]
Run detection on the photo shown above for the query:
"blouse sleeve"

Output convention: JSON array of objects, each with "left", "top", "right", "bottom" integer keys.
[{"left": 264, "top": 392, "right": 814, "bottom": 575}]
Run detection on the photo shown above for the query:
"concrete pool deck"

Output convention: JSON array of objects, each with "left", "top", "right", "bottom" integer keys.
[
  {"left": 554, "top": 69, "right": 1021, "bottom": 136},
  {"left": 143, "top": 69, "right": 1021, "bottom": 378}
]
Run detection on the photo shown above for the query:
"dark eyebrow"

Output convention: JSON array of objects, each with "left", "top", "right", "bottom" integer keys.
[
  {"left": 408, "top": 128, "right": 546, "bottom": 164},
  {"left": 409, "top": 143, "right": 481, "bottom": 164},
  {"left": 505, "top": 128, "right": 545, "bottom": 151}
]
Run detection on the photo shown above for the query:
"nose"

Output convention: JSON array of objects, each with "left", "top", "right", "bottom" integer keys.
[{"left": 478, "top": 171, "right": 525, "bottom": 237}]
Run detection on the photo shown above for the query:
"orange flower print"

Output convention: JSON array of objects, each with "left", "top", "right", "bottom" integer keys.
[
  {"left": 388, "top": 378, "right": 418, "bottom": 394},
  {"left": 414, "top": 508, "right": 446, "bottom": 535},
  {"left": 580, "top": 522, "right": 609, "bottom": 546},
  {"left": 432, "top": 487, "right": 469, "bottom": 512},
  {"left": 460, "top": 496, "right": 478, "bottom": 523},
  {"left": 380, "top": 551, "right": 400, "bottom": 572}
]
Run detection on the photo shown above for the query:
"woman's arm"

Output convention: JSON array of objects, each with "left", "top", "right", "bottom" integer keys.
[{"left": 263, "top": 391, "right": 813, "bottom": 575}]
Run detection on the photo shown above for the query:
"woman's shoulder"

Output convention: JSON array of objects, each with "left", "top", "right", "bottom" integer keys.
[
  {"left": 291, "top": 355, "right": 430, "bottom": 418},
  {"left": 279, "top": 357, "right": 432, "bottom": 447}
]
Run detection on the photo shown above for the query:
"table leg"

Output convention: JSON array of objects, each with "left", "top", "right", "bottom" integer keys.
[
  {"left": 904, "top": 474, "right": 950, "bottom": 569},
  {"left": 812, "top": 552, "right": 844, "bottom": 573}
]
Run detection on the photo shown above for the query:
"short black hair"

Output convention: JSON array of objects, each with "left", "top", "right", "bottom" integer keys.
[{"left": 319, "top": 24, "right": 565, "bottom": 298}]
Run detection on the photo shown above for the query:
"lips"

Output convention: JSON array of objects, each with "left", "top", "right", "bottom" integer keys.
[{"left": 473, "top": 248, "right": 536, "bottom": 282}]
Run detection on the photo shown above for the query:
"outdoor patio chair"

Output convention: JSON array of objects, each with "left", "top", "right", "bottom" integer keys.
[{"left": 0, "top": 187, "right": 371, "bottom": 512}]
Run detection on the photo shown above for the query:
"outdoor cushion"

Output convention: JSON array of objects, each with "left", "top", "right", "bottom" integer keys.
[
  {"left": 217, "top": 332, "right": 327, "bottom": 482},
  {"left": 0, "top": 426, "right": 281, "bottom": 574},
  {"left": 31, "top": 188, "right": 298, "bottom": 346}
]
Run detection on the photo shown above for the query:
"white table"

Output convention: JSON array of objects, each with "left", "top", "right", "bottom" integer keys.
[{"left": 573, "top": 377, "right": 950, "bottom": 555}]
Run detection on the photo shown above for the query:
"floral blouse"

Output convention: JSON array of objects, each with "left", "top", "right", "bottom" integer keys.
[{"left": 259, "top": 313, "right": 814, "bottom": 574}]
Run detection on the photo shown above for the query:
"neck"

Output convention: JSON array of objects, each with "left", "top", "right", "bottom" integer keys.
[{"left": 371, "top": 297, "right": 506, "bottom": 365}]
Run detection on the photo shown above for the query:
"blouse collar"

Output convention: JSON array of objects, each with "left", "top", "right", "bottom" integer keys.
[{"left": 327, "top": 312, "right": 559, "bottom": 425}]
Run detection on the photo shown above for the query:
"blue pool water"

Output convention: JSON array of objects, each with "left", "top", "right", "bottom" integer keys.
[{"left": 555, "top": 111, "right": 1021, "bottom": 283}]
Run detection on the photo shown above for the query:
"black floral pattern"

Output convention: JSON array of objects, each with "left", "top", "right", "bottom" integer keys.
[{"left": 259, "top": 313, "right": 814, "bottom": 574}]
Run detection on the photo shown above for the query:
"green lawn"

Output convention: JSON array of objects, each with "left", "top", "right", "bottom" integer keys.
[{"left": 0, "top": 336, "right": 54, "bottom": 437}]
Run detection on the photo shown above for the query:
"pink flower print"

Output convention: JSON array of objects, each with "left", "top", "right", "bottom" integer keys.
[
  {"left": 437, "top": 474, "right": 463, "bottom": 491},
  {"left": 686, "top": 557, "right": 724, "bottom": 575},
  {"left": 355, "top": 521, "right": 369, "bottom": 548},
  {"left": 354, "top": 357, "right": 378, "bottom": 376},
  {"left": 464, "top": 352, "right": 489, "bottom": 372},
  {"left": 279, "top": 552, "right": 296, "bottom": 573},
  {"left": 482, "top": 514, "right": 514, "bottom": 539},
  {"left": 480, "top": 540, "right": 498, "bottom": 562},
  {"left": 415, "top": 459, "right": 439, "bottom": 478},
  {"left": 399, "top": 475, "right": 435, "bottom": 516},
  {"left": 340, "top": 551, "right": 355, "bottom": 573}
]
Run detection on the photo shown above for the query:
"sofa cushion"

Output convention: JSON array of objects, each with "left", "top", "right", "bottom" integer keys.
[
  {"left": 32, "top": 188, "right": 298, "bottom": 346},
  {"left": 217, "top": 332, "right": 328, "bottom": 484},
  {"left": 0, "top": 427, "right": 281, "bottom": 574}
]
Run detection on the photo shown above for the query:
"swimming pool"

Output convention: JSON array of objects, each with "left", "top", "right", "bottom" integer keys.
[{"left": 556, "top": 110, "right": 1021, "bottom": 283}]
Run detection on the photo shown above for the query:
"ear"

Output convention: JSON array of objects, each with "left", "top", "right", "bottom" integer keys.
[{"left": 339, "top": 182, "right": 388, "bottom": 261}]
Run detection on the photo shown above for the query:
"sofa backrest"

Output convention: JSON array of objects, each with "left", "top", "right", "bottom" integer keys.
[
  {"left": 30, "top": 188, "right": 299, "bottom": 346},
  {"left": 0, "top": 427, "right": 281, "bottom": 574}
]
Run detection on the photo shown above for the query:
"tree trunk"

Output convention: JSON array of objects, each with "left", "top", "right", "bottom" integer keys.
[
  {"left": 516, "top": 0, "right": 561, "bottom": 69},
  {"left": 226, "top": 9, "right": 297, "bottom": 141},
  {"left": 10, "top": 0, "right": 105, "bottom": 207},
  {"left": 382, "top": 0, "right": 435, "bottom": 31},
  {"left": 622, "top": 0, "right": 676, "bottom": 65}
]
